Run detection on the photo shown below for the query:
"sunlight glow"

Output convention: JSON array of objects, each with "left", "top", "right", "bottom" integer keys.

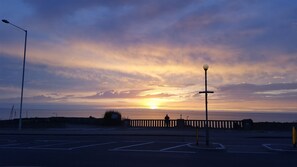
[
  {"left": 150, "top": 104, "right": 158, "bottom": 109},
  {"left": 147, "top": 98, "right": 161, "bottom": 110}
]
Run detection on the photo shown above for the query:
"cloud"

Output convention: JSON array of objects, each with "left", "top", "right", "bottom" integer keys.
[
  {"left": 218, "top": 82, "right": 297, "bottom": 101},
  {"left": 83, "top": 89, "right": 175, "bottom": 99},
  {"left": 84, "top": 89, "right": 149, "bottom": 99},
  {"left": 0, "top": 95, "right": 53, "bottom": 104},
  {"left": 1, "top": 0, "right": 297, "bottom": 111},
  {"left": 0, "top": 86, "right": 20, "bottom": 98},
  {"left": 17, "top": 0, "right": 196, "bottom": 45},
  {"left": 141, "top": 93, "right": 175, "bottom": 98}
]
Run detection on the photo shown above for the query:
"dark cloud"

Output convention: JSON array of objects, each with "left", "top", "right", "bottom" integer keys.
[
  {"left": 220, "top": 83, "right": 297, "bottom": 92},
  {"left": 0, "top": 53, "right": 98, "bottom": 93},
  {"left": 26, "top": 62, "right": 102, "bottom": 92},
  {"left": 3, "top": 0, "right": 297, "bottom": 52},
  {"left": 0, "top": 95, "right": 53, "bottom": 103},
  {"left": 218, "top": 82, "right": 297, "bottom": 101},
  {"left": 0, "top": 0, "right": 193, "bottom": 48},
  {"left": 0, "top": 54, "right": 23, "bottom": 87},
  {"left": 0, "top": 51, "right": 162, "bottom": 98},
  {"left": 24, "top": 0, "right": 193, "bottom": 22}
]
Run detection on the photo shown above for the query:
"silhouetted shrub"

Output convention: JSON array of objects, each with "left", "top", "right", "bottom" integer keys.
[
  {"left": 103, "top": 110, "right": 122, "bottom": 126},
  {"left": 242, "top": 119, "right": 253, "bottom": 130}
]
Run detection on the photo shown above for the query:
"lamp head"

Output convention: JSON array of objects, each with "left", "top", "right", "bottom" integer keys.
[
  {"left": 203, "top": 64, "right": 209, "bottom": 71},
  {"left": 2, "top": 19, "right": 10, "bottom": 24}
]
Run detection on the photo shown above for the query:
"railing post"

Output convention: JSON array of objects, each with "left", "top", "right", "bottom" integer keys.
[
  {"left": 219, "top": 121, "right": 222, "bottom": 129},
  {"left": 217, "top": 121, "right": 219, "bottom": 129},
  {"left": 225, "top": 121, "right": 228, "bottom": 129}
]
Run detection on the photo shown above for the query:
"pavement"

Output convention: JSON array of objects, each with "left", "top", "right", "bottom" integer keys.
[
  {"left": 0, "top": 127, "right": 295, "bottom": 151},
  {"left": 0, "top": 127, "right": 292, "bottom": 137},
  {"left": 0, "top": 127, "right": 296, "bottom": 166}
]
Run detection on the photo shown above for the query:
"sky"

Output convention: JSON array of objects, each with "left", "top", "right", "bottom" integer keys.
[{"left": 0, "top": 0, "right": 297, "bottom": 114}]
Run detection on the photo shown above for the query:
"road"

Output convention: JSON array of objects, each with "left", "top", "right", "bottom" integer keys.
[{"left": 0, "top": 128, "right": 296, "bottom": 166}]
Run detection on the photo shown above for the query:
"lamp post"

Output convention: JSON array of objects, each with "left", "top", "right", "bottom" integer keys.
[
  {"left": 199, "top": 64, "right": 214, "bottom": 146},
  {"left": 2, "top": 19, "right": 27, "bottom": 130}
]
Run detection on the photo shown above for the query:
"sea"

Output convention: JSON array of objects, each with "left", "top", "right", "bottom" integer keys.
[{"left": 1, "top": 108, "right": 297, "bottom": 122}]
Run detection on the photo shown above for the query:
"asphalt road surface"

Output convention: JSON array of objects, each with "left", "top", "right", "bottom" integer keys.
[{"left": 0, "top": 128, "right": 296, "bottom": 167}]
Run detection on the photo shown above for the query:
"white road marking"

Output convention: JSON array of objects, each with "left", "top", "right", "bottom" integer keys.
[
  {"left": 35, "top": 140, "right": 69, "bottom": 142},
  {"left": 0, "top": 141, "right": 81, "bottom": 150},
  {"left": 111, "top": 149, "right": 196, "bottom": 154},
  {"left": 262, "top": 144, "right": 297, "bottom": 152},
  {"left": 213, "top": 143, "right": 226, "bottom": 150},
  {"left": 0, "top": 141, "right": 78, "bottom": 148},
  {"left": 157, "top": 141, "right": 189, "bottom": 144},
  {"left": 0, "top": 142, "right": 117, "bottom": 151},
  {"left": 0, "top": 146, "right": 69, "bottom": 150},
  {"left": 227, "top": 151, "right": 273, "bottom": 154},
  {"left": 160, "top": 143, "right": 190, "bottom": 151},
  {"left": 162, "top": 150, "right": 196, "bottom": 154},
  {"left": 111, "top": 141, "right": 154, "bottom": 151},
  {"left": 110, "top": 141, "right": 196, "bottom": 154},
  {"left": 124, "top": 141, "right": 152, "bottom": 143},
  {"left": 68, "top": 142, "right": 117, "bottom": 150},
  {"left": 29, "top": 141, "right": 80, "bottom": 148},
  {"left": 187, "top": 142, "right": 225, "bottom": 150}
]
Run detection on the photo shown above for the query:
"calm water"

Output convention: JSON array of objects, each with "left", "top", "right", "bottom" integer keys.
[{"left": 1, "top": 108, "right": 297, "bottom": 122}]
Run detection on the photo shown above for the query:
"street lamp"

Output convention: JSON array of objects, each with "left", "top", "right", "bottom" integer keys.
[
  {"left": 199, "top": 64, "right": 214, "bottom": 146},
  {"left": 2, "top": 19, "right": 27, "bottom": 130}
]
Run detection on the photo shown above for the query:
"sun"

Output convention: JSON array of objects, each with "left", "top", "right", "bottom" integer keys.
[
  {"left": 147, "top": 99, "right": 160, "bottom": 110},
  {"left": 149, "top": 103, "right": 158, "bottom": 109}
]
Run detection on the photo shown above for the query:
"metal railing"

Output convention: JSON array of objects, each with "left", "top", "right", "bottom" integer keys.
[{"left": 127, "top": 119, "right": 243, "bottom": 129}]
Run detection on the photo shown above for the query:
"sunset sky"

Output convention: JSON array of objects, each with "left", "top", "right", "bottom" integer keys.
[{"left": 1, "top": 0, "right": 297, "bottom": 114}]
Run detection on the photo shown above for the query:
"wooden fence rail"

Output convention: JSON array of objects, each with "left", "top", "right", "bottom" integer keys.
[{"left": 127, "top": 119, "right": 243, "bottom": 129}]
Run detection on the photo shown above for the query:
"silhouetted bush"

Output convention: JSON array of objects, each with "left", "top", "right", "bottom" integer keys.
[
  {"left": 103, "top": 110, "right": 122, "bottom": 126},
  {"left": 242, "top": 119, "right": 253, "bottom": 130}
]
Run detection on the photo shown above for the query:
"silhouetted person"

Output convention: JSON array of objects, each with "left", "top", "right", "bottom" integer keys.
[{"left": 164, "top": 114, "right": 170, "bottom": 127}]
